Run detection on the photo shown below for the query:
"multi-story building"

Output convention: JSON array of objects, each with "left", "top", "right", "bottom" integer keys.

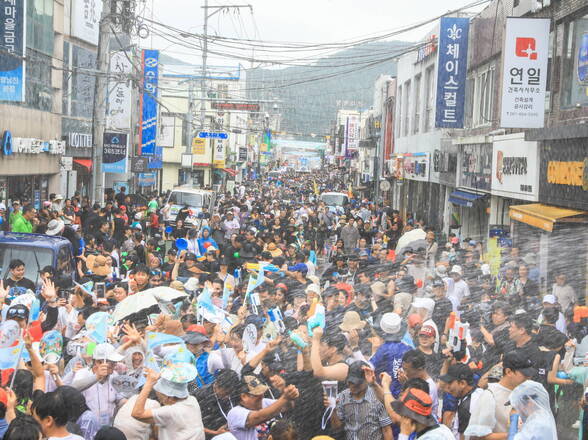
[
  {"left": 386, "top": 1, "right": 587, "bottom": 299},
  {"left": 159, "top": 62, "right": 248, "bottom": 190}
]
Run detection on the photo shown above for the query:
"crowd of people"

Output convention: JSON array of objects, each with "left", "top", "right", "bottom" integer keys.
[{"left": 0, "top": 172, "right": 585, "bottom": 440}]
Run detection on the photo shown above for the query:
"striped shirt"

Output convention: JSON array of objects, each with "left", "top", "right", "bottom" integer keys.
[{"left": 335, "top": 387, "right": 392, "bottom": 440}]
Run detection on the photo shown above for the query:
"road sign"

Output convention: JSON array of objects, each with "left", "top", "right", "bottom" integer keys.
[{"left": 198, "top": 131, "right": 228, "bottom": 140}]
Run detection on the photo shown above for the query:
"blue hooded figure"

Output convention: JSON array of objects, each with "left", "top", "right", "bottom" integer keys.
[{"left": 197, "top": 225, "right": 219, "bottom": 255}]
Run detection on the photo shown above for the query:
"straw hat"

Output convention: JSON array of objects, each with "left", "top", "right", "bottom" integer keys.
[
  {"left": 339, "top": 311, "right": 366, "bottom": 332},
  {"left": 87, "top": 255, "right": 111, "bottom": 277}
]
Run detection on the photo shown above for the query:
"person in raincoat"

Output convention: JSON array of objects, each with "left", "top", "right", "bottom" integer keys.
[
  {"left": 198, "top": 226, "right": 219, "bottom": 256},
  {"left": 509, "top": 380, "right": 557, "bottom": 440}
]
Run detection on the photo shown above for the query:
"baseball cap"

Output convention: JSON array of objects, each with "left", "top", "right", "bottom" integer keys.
[
  {"left": 181, "top": 332, "right": 210, "bottom": 345},
  {"left": 419, "top": 325, "right": 437, "bottom": 338},
  {"left": 241, "top": 375, "right": 268, "bottom": 396},
  {"left": 184, "top": 253, "right": 198, "bottom": 261},
  {"left": 440, "top": 363, "right": 474, "bottom": 384},
  {"left": 542, "top": 294, "right": 557, "bottom": 305},
  {"left": 432, "top": 277, "right": 445, "bottom": 288},
  {"left": 391, "top": 388, "right": 437, "bottom": 427},
  {"left": 346, "top": 361, "right": 368, "bottom": 385},
  {"left": 503, "top": 351, "right": 536, "bottom": 378}
]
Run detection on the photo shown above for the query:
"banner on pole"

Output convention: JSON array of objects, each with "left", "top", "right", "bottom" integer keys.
[
  {"left": 0, "top": 0, "right": 26, "bottom": 102},
  {"left": 103, "top": 132, "right": 128, "bottom": 174},
  {"left": 140, "top": 49, "right": 159, "bottom": 155},
  {"left": 500, "top": 18, "right": 550, "bottom": 128},
  {"left": 107, "top": 51, "right": 133, "bottom": 130},
  {"left": 435, "top": 17, "right": 470, "bottom": 128}
]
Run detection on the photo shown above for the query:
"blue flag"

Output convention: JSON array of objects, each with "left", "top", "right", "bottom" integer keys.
[
  {"left": 0, "top": 343, "right": 23, "bottom": 370},
  {"left": 145, "top": 332, "right": 184, "bottom": 351},
  {"left": 222, "top": 282, "right": 234, "bottom": 309},
  {"left": 246, "top": 266, "right": 265, "bottom": 298},
  {"left": 197, "top": 288, "right": 216, "bottom": 313},
  {"left": 85, "top": 312, "right": 109, "bottom": 344}
]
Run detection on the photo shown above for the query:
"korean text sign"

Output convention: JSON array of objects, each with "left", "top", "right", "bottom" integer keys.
[
  {"left": 435, "top": 17, "right": 469, "bottom": 128},
  {"left": 140, "top": 49, "right": 159, "bottom": 155},
  {"left": 103, "top": 132, "right": 128, "bottom": 174},
  {"left": 0, "top": 0, "right": 26, "bottom": 102},
  {"left": 500, "top": 18, "right": 550, "bottom": 128}
]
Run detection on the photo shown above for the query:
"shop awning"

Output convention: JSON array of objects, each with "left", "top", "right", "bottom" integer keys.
[
  {"left": 73, "top": 159, "right": 92, "bottom": 171},
  {"left": 448, "top": 190, "right": 485, "bottom": 208},
  {"left": 223, "top": 168, "right": 238, "bottom": 176},
  {"left": 509, "top": 203, "right": 588, "bottom": 232}
]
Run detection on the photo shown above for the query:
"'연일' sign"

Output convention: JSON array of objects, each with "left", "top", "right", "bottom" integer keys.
[{"left": 500, "top": 18, "right": 550, "bottom": 128}]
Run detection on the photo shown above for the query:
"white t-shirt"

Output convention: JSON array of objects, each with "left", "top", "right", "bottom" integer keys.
[
  {"left": 114, "top": 394, "right": 160, "bottom": 440},
  {"left": 487, "top": 383, "right": 511, "bottom": 433},
  {"left": 48, "top": 435, "right": 84, "bottom": 440},
  {"left": 449, "top": 279, "right": 470, "bottom": 308},
  {"left": 426, "top": 376, "right": 439, "bottom": 420},
  {"left": 208, "top": 347, "right": 243, "bottom": 376},
  {"left": 152, "top": 395, "right": 205, "bottom": 440},
  {"left": 227, "top": 399, "right": 276, "bottom": 440},
  {"left": 73, "top": 369, "right": 124, "bottom": 426}
]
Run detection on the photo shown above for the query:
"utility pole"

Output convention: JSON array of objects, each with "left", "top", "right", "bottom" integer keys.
[
  {"left": 200, "top": 2, "right": 252, "bottom": 186},
  {"left": 91, "top": 0, "right": 112, "bottom": 205}
]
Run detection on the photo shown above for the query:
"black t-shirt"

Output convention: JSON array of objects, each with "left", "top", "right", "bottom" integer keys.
[
  {"left": 514, "top": 341, "right": 549, "bottom": 387},
  {"left": 432, "top": 297, "right": 453, "bottom": 333},
  {"left": 420, "top": 350, "right": 444, "bottom": 380},
  {"left": 193, "top": 383, "right": 235, "bottom": 440},
  {"left": 4, "top": 277, "right": 35, "bottom": 291}
]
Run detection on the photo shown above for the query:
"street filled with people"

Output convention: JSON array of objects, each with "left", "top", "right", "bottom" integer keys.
[{"left": 0, "top": 170, "right": 584, "bottom": 440}]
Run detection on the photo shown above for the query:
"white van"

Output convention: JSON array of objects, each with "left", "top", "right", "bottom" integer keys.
[
  {"left": 319, "top": 192, "right": 349, "bottom": 214},
  {"left": 163, "top": 186, "right": 216, "bottom": 226}
]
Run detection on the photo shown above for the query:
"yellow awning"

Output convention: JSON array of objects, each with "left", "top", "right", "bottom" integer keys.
[{"left": 509, "top": 203, "right": 588, "bottom": 232}]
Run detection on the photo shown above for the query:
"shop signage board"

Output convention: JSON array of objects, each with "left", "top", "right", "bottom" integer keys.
[
  {"left": 159, "top": 116, "right": 175, "bottom": 147},
  {"left": 12, "top": 138, "right": 65, "bottom": 155},
  {"left": 211, "top": 102, "right": 260, "bottom": 111},
  {"left": 459, "top": 143, "right": 492, "bottom": 191},
  {"left": 0, "top": 0, "right": 26, "bottom": 102},
  {"left": 71, "top": 0, "right": 102, "bottom": 45},
  {"left": 491, "top": 134, "right": 539, "bottom": 201},
  {"left": 131, "top": 156, "right": 149, "bottom": 173},
  {"left": 435, "top": 16, "right": 469, "bottom": 128},
  {"left": 198, "top": 131, "right": 228, "bottom": 139},
  {"left": 140, "top": 50, "right": 159, "bottom": 155},
  {"left": 213, "top": 138, "right": 226, "bottom": 168},
  {"left": 400, "top": 153, "right": 430, "bottom": 182},
  {"left": 67, "top": 133, "right": 92, "bottom": 148},
  {"left": 192, "top": 138, "right": 206, "bottom": 155},
  {"left": 107, "top": 51, "right": 132, "bottom": 131},
  {"left": 578, "top": 33, "right": 588, "bottom": 84},
  {"left": 103, "top": 132, "right": 128, "bottom": 174},
  {"left": 500, "top": 18, "right": 550, "bottom": 128},
  {"left": 138, "top": 173, "right": 157, "bottom": 187}
]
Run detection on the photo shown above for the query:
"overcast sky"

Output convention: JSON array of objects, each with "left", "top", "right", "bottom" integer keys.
[{"left": 145, "top": 0, "right": 485, "bottom": 67}]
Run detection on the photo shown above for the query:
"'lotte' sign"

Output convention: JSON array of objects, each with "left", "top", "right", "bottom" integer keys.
[
  {"left": 500, "top": 18, "right": 550, "bottom": 128},
  {"left": 435, "top": 17, "right": 469, "bottom": 128}
]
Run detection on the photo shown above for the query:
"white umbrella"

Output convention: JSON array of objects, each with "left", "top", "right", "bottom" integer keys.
[
  {"left": 395, "top": 228, "right": 427, "bottom": 254},
  {"left": 112, "top": 291, "right": 160, "bottom": 322},
  {"left": 146, "top": 286, "right": 188, "bottom": 304}
]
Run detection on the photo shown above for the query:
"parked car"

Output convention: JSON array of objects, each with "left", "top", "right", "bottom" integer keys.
[{"left": 0, "top": 232, "right": 75, "bottom": 285}]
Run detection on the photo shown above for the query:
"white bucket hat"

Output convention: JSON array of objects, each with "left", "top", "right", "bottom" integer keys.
[{"left": 154, "top": 377, "right": 188, "bottom": 399}]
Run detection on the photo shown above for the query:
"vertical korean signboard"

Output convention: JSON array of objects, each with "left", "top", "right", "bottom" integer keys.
[
  {"left": 0, "top": 0, "right": 26, "bottom": 102},
  {"left": 107, "top": 51, "right": 132, "bottom": 131},
  {"left": 140, "top": 49, "right": 159, "bottom": 156},
  {"left": 103, "top": 133, "right": 128, "bottom": 174},
  {"left": 435, "top": 17, "right": 469, "bottom": 128},
  {"left": 500, "top": 18, "right": 550, "bottom": 128}
]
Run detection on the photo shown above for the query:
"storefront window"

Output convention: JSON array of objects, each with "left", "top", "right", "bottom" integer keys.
[
  {"left": 24, "top": 49, "right": 52, "bottom": 111},
  {"left": 561, "top": 15, "right": 588, "bottom": 108},
  {"left": 27, "top": 0, "right": 54, "bottom": 56},
  {"left": 459, "top": 143, "right": 492, "bottom": 191}
]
